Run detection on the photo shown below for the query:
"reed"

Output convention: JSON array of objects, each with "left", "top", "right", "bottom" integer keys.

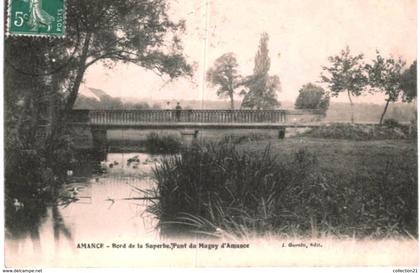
[{"left": 149, "top": 142, "right": 417, "bottom": 239}]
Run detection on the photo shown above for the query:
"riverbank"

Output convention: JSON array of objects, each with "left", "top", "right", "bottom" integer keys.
[
  {"left": 236, "top": 137, "right": 417, "bottom": 176},
  {"left": 151, "top": 137, "right": 417, "bottom": 239}
]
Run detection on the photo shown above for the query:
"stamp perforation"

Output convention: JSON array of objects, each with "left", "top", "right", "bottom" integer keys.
[{"left": 6, "top": 0, "right": 66, "bottom": 38}]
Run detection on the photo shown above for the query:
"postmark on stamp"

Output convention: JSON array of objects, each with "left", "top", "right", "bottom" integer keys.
[{"left": 7, "top": 0, "right": 65, "bottom": 37}]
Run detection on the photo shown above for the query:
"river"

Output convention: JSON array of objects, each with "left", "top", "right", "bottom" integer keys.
[
  {"left": 5, "top": 152, "right": 162, "bottom": 266},
  {"left": 5, "top": 152, "right": 419, "bottom": 267}
]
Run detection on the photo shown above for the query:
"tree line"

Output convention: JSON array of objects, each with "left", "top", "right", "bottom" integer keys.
[
  {"left": 321, "top": 47, "right": 416, "bottom": 124},
  {"left": 208, "top": 42, "right": 416, "bottom": 124}
]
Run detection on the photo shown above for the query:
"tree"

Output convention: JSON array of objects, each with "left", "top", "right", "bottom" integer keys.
[
  {"left": 207, "top": 53, "right": 242, "bottom": 110},
  {"left": 11, "top": 0, "right": 192, "bottom": 164},
  {"left": 366, "top": 52, "right": 405, "bottom": 125},
  {"left": 321, "top": 46, "right": 367, "bottom": 123},
  {"left": 7, "top": 0, "right": 192, "bottom": 135},
  {"left": 4, "top": 40, "right": 73, "bottom": 208},
  {"left": 401, "top": 60, "right": 417, "bottom": 102},
  {"left": 64, "top": 0, "right": 192, "bottom": 113},
  {"left": 4, "top": 40, "right": 59, "bottom": 147},
  {"left": 295, "top": 83, "right": 330, "bottom": 113},
  {"left": 241, "top": 33, "right": 280, "bottom": 110},
  {"left": 4, "top": 0, "right": 193, "bottom": 199}
]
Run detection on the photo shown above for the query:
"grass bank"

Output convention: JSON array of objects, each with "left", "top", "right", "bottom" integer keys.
[
  {"left": 299, "top": 123, "right": 416, "bottom": 140},
  {"left": 149, "top": 138, "right": 417, "bottom": 239}
]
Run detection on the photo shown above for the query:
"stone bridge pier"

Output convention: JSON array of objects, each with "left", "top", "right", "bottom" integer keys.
[{"left": 90, "top": 128, "right": 108, "bottom": 161}]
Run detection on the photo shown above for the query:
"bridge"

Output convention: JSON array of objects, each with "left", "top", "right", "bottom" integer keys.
[
  {"left": 69, "top": 109, "right": 323, "bottom": 158},
  {"left": 70, "top": 109, "right": 323, "bottom": 128}
]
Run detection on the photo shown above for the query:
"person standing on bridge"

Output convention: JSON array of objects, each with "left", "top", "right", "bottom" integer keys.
[{"left": 175, "top": 102, "right": 182, "bottom": 122}]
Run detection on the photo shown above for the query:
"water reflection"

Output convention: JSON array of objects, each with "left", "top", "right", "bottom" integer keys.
[
  {"left": 5, "top": 199, "right": 48, "bottom": 254},
  {"left": 5, "top": 152, "right": 161, "bottom": 266},
  {"left": 52, "top": 205, "right": 75, "bottom": 253}
]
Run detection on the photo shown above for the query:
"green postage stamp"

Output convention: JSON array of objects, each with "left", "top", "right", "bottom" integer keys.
[{"left": 8, "top": 0, "right": 65, "bottom": 37}]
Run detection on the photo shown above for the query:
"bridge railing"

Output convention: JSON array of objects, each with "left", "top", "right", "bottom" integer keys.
[
  {"left": 70, "top": 109, "right": 324, "bottom": 125},
  {"left": 87, "top": 109, "right": 289, "bottom": 124}
]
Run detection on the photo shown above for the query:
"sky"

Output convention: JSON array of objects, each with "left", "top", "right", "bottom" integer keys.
[{"left": 83, "top": 0, "right": 417, "bottom": 105}]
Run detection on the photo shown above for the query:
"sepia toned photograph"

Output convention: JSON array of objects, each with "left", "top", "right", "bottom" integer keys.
[{"left": 2, "top": 0, "right": 418, "bottom": 268}]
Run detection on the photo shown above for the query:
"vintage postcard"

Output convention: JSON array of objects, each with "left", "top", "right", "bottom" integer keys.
[{"left": 2, "top": 0, "right": 418, "bottom": 270}]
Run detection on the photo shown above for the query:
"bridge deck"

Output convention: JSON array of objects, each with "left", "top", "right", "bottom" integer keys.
[{"left": 70, "top": 122, "right": 373, "bottom": 130}]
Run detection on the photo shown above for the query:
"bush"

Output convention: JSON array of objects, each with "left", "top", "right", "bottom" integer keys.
[
  {"left": 144, "top": 133, "right": 182, "bottom": 154},
  {"left": 300, "top": 123, "right": 412, "bottom": 140},
  {"left": 383, "top": 118, "right": 402, "bottom": 128},
  {"left": 219, "top": 133, "right": 273, "bottom": 145},
  {"left": 295, "top": 83, "right": 330, "bottom": 113},
  {"left": 149, "top": 142, "right": 417, "bottom": 239},
  {"left": 5, "top": 126, "right": 76, "bottom": 218}
]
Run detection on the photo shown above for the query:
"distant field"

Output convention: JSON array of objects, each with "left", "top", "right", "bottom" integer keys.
[
  {"left": 237, "top": 137, "right": 417, "bottom": 177},
  {"left": 322, "top": 102, "right": 416, "bottom": 123}
]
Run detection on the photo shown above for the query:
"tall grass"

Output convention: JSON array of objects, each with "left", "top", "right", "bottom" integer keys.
[{"left": 149, "top": 142, "right": 417, "bottom": 239}]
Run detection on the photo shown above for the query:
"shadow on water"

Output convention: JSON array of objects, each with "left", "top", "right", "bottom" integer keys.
[
  {"left": 5, "top": 199, "right": 48, "bottom": 253},
  {"left": 5, "top": 150, "right": 163, "bottom": 263},
  {"left": 4, "top": 152, "right": 96, "bottom": 259},
  {"left": 5, "top": 201, "right": 75, "bottom": 256},
  {"left": 5, "top": 149, "right": 174, "bottom": 264},
  {"left": 52, "top": 205, "right": 75, "bottom": 252}
]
